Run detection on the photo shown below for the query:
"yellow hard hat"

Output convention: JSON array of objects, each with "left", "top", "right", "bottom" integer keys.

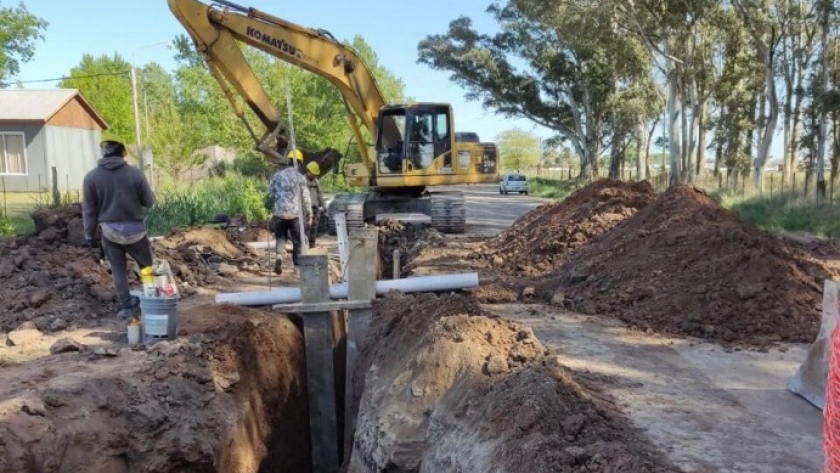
[
  {"left": 100, "top": 131, "right": 127, "bottom": 157},
  {"left": 287, "top": 148, "right": 304, "bottom": 161},
  {"left": 306, "top": 161, "right": 321, "bottom": 176}
]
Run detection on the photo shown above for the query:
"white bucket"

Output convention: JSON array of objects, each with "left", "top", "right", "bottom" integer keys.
[{"left": 127, "top": 325, "right": 141, "bottom": 345}]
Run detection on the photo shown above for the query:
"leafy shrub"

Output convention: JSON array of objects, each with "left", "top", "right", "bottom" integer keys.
[
  {"left": 146, "top": 173, "right": 271, "bottom": 236},
  {"left": 0, "top": 210, "right": 16, "bottom": 237}
]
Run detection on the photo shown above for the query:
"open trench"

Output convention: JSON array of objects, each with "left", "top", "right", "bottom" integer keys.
[
  {"left": 0, "top": 220, "right": 676, "bottom": 473},
  {"left": 233, "top": 222, "right": 675, "bottom": 472}
]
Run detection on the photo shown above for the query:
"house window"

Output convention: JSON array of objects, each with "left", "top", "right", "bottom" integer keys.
[{"left": 0, "top": 133, "right": 26, "bottom": 175}]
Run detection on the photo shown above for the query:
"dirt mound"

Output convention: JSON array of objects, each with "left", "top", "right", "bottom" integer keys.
[
  {"left": 349, "top": 292, "right": 675, "bottom": 472},
  {"left": 153, "top": 227, "right": 261, "bottom": 288},
  {"left": 481, "top": 180, "right": 656, "bottom": 276},
  {"left": 547, "top": 185, "right": 835, "bottom": 345},
  {"left": 0, "top": 304, "right": 309, "bottom": 472},
  {"left": 0, "top": 236, "right": 122, "bottom": 333},
  {"left": 29, "top": 204, "right": 87, "bottom": 246},
  {"left": 376, "top": 220, "right": 443, "bottom": 279}
]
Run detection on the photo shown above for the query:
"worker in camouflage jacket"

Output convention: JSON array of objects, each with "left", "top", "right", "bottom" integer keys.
[
  {"left": 267, "top": 152, "right": 311, "bottom": 275},
  {"left": 304, "top": 161, "right": 325, "bottom": 248}
]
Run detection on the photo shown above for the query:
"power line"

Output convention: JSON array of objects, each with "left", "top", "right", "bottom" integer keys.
[{"left": 3, "top": 70, "right": 131, "bottom": 86}]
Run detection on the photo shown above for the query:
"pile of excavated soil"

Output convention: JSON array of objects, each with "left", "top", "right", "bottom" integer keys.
[
  {"left": 376, "top": 220, "right": 443, "bottom": 279},
  {"left": 153, "top": 227, "right": 261, "bottom": 288},
  {"left": 0, "top": 304, "right": 309, "bottom": 473},
  {"left": 30, "top": 203, "right": 88, "bottom": 247},
  {"left": 0, "top": 206, "right": 260, "bottom": 332},
  {"left": 544, "top": 186, "right": 836, "bottom": 345},
  {"left": 349, "top": 292, "right": 675, "bottom": 472},
  {"left": 0, "top": 235, "right": 122, "bottom": 333},
  {"left": 480, "top": 180, "right": 656, "bottom": 276}
]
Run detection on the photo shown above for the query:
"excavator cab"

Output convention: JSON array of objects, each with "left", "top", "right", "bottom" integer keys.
[{"left": 374, "top": 103, "right": 452, "bottom": 176}]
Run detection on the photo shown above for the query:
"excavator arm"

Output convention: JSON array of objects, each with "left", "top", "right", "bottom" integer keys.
[{"left": 168, "top": 0, "right": 397, "bottom": 165}]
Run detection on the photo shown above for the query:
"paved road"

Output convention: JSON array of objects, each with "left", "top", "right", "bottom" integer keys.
[
  {"left": 450, "top": 184, "right": 550, "bottom": 236},
  {"left": 325, "top": 184, "right": 550, "bottom": 236}
]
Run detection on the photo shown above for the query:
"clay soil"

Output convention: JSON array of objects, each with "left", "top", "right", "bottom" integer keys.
[
  {"left": 480, "top": 180, "right": 656, "bottom": 276},
  {"left": 0, "top": 206, "right": 261, "bottom": 334},
  {"left": 349, "top": 292, "right": 677, "bottom": 472},
  {"left": 375, "top": 219, "right": 444, "bottom": 279},
  {"left": 541, "top": 185, "right": 838, "bottom": 345},
  {"left": 0, "top": 304, "right": 309, "bottom": 473}
]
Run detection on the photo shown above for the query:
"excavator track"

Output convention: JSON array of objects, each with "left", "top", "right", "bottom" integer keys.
[
  {"left": 328, "top": 191, "right": 465, "bottom": 234},
  {"left": 428, "top": 191, "right": 466, "bottom": 234},
  {"left": 327, "top": 193, "right": 366, "bottom": 234}
]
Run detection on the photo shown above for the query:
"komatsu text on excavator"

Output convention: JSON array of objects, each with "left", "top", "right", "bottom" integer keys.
[{"left": 168, "top": 0, "right": 500, "bottom": 233}]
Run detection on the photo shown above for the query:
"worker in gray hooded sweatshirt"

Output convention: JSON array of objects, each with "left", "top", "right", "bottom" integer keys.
[{"left": 82, "top": 135, "right": 156, "bottom": 319}]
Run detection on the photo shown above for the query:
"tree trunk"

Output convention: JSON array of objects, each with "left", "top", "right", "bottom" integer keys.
[
  {"left": 665, "top": 37, "right": 682, "bottom": 187},
  {"left": 636, "top": 118, "right": 649, "bottom": 181},
  {"left": 696, "top": 105, "right": 707, "bottom": 177},
  {"left": 816, "top": 5, "right": 830, "bottom": 202},
  {"left": 754, "top": 42, "right": 779, "bottom": 192}
]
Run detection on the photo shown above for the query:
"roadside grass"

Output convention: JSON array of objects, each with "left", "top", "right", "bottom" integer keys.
[
  {"left": 714, "top": 191, "right": 840, "bottom": 239},
  {"left": 527, "top": 177, "right": 587, "bottom": 199},
  {"left": 1, "top": 192, "right": 48, "bottom": 236}
]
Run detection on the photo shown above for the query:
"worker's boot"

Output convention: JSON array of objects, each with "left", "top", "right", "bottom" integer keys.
[
  {"left": 274, "top": 258, "right": 283, "bottom": 275},
  {"left": 118, "top": 296, "right": 141, "bottom": 320}
]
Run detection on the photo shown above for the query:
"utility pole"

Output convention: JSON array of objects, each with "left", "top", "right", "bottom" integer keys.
[{"left": 129, "top": 66, "right": 145, "bottom": 175}]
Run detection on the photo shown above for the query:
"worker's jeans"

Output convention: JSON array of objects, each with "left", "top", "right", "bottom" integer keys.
[
  {"left": 307, "top": 206, "right": 321, "bottom": 248},
  {"left": 101, "top": 235, "right": 154, "bottom": 310},
  {"left": 274, "top": 218, "right": 302, "bottom": 266}
]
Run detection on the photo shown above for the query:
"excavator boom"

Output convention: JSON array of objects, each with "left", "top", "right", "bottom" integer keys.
[
  {"left": 168, "top": 0, "right": 397, "bottom": 165},
  {"left": 168, "top": 0, "right": 500, "bottom": 233}
]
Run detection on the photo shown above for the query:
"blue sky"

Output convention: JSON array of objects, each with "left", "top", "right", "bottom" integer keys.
[
  {"left": 13, "top": 0, "right": 787, "bottom": 162},
  {"left": 13, "top": 0, "right": 553, "bottom": 144}
]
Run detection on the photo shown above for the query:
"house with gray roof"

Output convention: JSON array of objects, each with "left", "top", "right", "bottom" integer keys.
[{"left": 0, "top": 89, "right": 109, "bottom": 193}]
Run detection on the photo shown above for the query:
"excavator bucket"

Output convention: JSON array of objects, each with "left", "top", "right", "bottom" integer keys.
[
  {"left": 788, "top": 279, "right": 840, "bottom": 410},
  {"left": 297, "top": 148, "right": 343, "bottom": 178}
]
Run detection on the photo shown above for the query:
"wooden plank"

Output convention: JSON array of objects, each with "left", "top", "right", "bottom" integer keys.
[
  {"left": 343, "top": 227, "right": 378, "bottom": 462},
  {"left": 298, "top": 255, "right": 340, "bottom": 473},
  {"left": 272, "top": 300, "right": 372, "bottom": 313}
]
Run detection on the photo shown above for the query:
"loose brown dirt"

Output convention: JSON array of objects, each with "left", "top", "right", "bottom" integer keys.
[
  {"left": 479, "top": 180, "right": 656, "bottom": 276},
  {"left": 375, "top": 219, "right": 444, "bottom": 279},
  {"left": 541, "top": 185, "right": 837, "bottom": 345},
  {"left": 0, "top": 304, "right": 309, "bottom": 473},
  {"left": 349, "top": 292, "right": 676, "bottom": 472},
  {"left": 0, "top": 207, "right": 261, "bottom": 333}
]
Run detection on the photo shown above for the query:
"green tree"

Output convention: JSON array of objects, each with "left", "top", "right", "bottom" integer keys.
[
  {"left": 0, "top": 1, "right": 48, "bottom": 85},
  {"left": 417, "top": 0, "right": 651, "bottom": 179},
  {"left": 496, "top": 128, "right": 539, "bottom": 172},
  {"left": 59, "top": 54, "right": 134, "bottom": 142}
]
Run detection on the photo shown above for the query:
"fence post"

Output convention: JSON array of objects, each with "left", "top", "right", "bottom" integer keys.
[{"left": 51, "top": 167, "right": 60, "bottom": 206}]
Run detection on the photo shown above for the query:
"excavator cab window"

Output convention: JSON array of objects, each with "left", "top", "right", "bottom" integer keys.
[
  {"left": 377, "top": 109, "right": 406, "bottom": 174},
  {"left": 434, "top": 110, "right": 452, "bottom": 168},
  {"left": 408, "top": 112, "right": 435, "bottom": 170}
]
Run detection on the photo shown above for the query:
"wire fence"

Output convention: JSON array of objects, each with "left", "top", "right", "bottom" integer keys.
[{"left": 1, "top": 168, "right": 83, "bottom": 232}]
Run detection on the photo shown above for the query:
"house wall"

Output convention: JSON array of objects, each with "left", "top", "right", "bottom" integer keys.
[
  {"left": 44, "top": 125, "right": 102, "bottom": 195},
  {"left": 0, "top": 123, "right": 47, "bottom": 193}
]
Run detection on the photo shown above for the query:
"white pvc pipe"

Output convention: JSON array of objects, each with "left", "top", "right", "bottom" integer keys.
[
  {"left": 247, "top": 241, "right": 275, "bottom": 250},
  {"left": 214, "top": 272, "right": 479, "bottom": 306}
]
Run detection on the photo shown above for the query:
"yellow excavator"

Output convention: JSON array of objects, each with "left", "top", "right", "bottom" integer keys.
[{"left": 168, "top": 0, "right": 500, "bottom": 233}]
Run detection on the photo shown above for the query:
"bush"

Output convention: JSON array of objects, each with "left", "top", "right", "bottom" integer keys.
[
  {"left": 0, "top": 211, "right": 15, "bottom": 236},
  {"left": 146, "top": 173, "right": 271, "bottom": 236}
]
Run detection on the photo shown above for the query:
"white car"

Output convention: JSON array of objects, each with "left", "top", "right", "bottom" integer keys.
[{"left": 499, "top": 173, "right": 529, "bottom": 195}]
